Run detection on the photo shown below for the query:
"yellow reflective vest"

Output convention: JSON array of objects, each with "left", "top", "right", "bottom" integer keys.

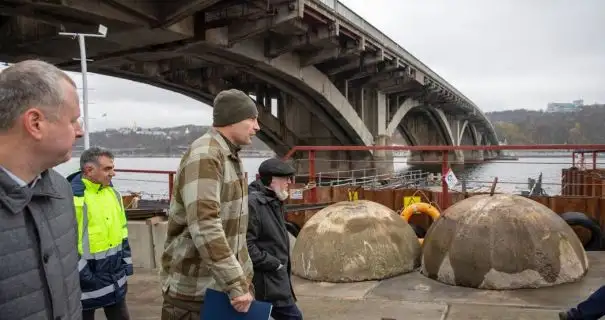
[{"left": 67, "top": 172, "right": 132, "bottom": 310}]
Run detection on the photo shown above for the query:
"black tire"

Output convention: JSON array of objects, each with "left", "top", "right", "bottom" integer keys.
[
  {"left": 285, "top": 221, "right": 301, "bottom": 238},
  {"left": 560, "top": 211, "right": 603, "bottom": 251},
  {"left": 409, "top": 222, "right": 426, "bottom": 239}
]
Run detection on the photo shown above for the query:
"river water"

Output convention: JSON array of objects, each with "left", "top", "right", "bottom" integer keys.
[{"left": 53, "top": 156, "right": 587, "bottom": 200}]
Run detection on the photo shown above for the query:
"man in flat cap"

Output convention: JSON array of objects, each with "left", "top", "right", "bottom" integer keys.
[
  {"left": 246, "top": 158, "right": 303, "bottom": 320},
  {"left": 160, "top": 89, "right": 260, "bottom": 319}
]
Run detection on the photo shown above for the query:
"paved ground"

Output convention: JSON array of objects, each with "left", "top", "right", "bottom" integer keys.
[{"left": 95, "top": 252, "right": 604, "bottom": 319}]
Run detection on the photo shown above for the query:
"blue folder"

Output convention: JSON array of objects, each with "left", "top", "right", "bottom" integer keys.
[{"left": 202, "top": 288, "right": 273, "bottom": 320}]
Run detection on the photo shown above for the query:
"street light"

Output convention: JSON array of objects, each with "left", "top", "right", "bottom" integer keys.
[{"left": 59, "top": 24, "right": 108, "bottom": 149}]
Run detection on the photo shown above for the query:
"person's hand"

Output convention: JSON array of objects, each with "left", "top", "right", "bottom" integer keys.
[
  {"left": 230, "top": 292, "right": 254, "bottom": 313},
  {"left": 276, "top": 264, "right": 284, "bottom": 271}
]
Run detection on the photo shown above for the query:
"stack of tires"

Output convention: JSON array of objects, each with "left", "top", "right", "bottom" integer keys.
[{"left": 560, "top": 211, "right": 603, "bottom": 251}]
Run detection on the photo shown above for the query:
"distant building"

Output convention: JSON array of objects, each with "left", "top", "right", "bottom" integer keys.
[
  {"left": 117, "top": 128, "right": 133, "bottom": 135},
  {"left": 546, "top": 99, "right": 583, "bottom": 113}
]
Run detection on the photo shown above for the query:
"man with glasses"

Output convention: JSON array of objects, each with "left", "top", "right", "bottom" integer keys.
[{"left": 247, "top": 158, "right": 303, "bottom": 320}]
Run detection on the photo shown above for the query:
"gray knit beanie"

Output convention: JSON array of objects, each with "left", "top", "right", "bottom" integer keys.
[{"left": 212, "top": 89, "right": 259, "bottom": 127}]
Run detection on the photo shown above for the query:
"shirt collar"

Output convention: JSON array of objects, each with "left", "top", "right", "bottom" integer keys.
[
  {"left": 216, "top": 130, "right": 242, "bottom": 155},
  {"left": 81, "top": 177, "right": 107, "bottom": 192},
  {"left": 0, "top": 166, "right": 41, "bottom": 188}
]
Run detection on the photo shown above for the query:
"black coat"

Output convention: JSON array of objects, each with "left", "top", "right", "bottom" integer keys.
[{"left": 246, "top": 181, "right": 296, "bottom": 307}]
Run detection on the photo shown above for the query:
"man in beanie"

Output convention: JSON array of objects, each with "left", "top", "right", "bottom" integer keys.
[
  {"left": 160, "top": 88, "right": 260, "bottom": 319},
  {"left": 247, "top": 158, "right": 303, "bottom": 320}
]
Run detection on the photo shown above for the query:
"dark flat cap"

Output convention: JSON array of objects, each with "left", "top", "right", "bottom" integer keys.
[{"left": 258, "top": 158, "right": 295, "bottom": 177}]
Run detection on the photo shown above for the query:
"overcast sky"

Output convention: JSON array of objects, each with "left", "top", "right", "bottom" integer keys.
[{"left": 2, "top": 0, "right": 604, "bottom": 131}]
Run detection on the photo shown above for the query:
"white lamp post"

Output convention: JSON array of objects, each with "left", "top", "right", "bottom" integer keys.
[{"left": 58, "top": 24, "right": 108, "bottom": 149}]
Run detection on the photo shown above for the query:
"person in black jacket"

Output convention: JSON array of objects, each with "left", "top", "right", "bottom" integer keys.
[{"left": 247, "top": 158, "right": 302, "bottom": 320}]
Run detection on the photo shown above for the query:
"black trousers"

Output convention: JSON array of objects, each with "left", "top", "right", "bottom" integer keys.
[
  {"left": 82, "top": 298, "right": 130, "bottom": 320},
  {"left": 271, "top": 304, "right": 303, "bottom": 320},
  {"left": 565, "top": 284, "right": 605, "bottom": 320}
]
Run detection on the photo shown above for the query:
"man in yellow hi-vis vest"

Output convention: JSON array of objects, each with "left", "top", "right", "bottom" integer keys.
[{"left": 66, "top": 147, "right": 132, "bottom": 320}]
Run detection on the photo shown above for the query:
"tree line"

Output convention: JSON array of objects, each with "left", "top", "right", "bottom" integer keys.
[
  {"left": 73, "top": 125, "right": 272, "bottom": 155},
  {"left": 74, "top": 104, "right": 605, "bottom": 153},
  {"left": 486, "top": 104, "right": 605, "bottom": 144}
]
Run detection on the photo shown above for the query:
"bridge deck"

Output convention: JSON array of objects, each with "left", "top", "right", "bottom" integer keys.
[{"left": 94, "top": 252, "right": 603, "bottom": 319}]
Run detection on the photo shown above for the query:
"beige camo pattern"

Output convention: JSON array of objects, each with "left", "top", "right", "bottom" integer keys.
[{"left": 160, "top": 128, "right": 253, "bottom": 302}]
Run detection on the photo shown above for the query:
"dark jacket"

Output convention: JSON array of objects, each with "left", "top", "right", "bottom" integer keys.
[
  {"left": 0, "top": 168, "right": 82, "bottom": 319},
  {"left": 66, "top": 172, "right": 133, "bottom": 310},
  {"left": 246, "top": 180, "right": 296, "bottom": 307}
]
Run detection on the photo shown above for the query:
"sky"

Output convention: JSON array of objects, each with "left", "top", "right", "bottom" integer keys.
[{"left": 2, "top": 0, "right": 604, "bottom": 132}]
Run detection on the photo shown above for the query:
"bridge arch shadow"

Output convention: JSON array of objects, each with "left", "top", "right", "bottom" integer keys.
[{"left": 83, "top": 50, "right": 369, "bottom": 158}]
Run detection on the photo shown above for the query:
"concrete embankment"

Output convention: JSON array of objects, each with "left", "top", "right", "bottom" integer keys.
[{"left": 127, "top": 219, "right": 167, "bottom": 269}]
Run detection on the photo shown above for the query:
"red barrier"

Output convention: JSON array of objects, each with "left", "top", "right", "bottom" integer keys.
[
  {"left": 282, "top": 144, "right": 605, "bottom": 210},
  {"left": 115, "top": 169, "right": 176, "bottom": 201}
]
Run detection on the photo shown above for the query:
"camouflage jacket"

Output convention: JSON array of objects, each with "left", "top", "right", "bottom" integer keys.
[{"left": 160, "top": 128, "right": 253, "bottom": 302}]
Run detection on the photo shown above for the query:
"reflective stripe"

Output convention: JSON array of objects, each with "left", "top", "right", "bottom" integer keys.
[
  {"left": 77, "top": 184, "right": 131, "bottom": 303},
  {"left": 123, "top": 257, "right": 132, "bottom": 264},
  {"left": 81, "top": 274, "right": 127, "bottom": 300},
  {"left": 111, "top": 188, "right": 124, "bottom": 215},
  {"left": 111, "top": 189, "right": 122, "bottom": 207},
  {"left": 81, "top": 203, "right": 91, "bottom": 257},
  {"left": 78, "top": 258, "right": 87, "bottom": 271}
]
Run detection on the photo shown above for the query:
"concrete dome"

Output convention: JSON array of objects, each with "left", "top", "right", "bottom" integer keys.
[
  {"left": 291, "top": 200, "right": 421, "bottom": 282},
  {"left": 421, "top": 194, "right": 589, "bottom": 289}
]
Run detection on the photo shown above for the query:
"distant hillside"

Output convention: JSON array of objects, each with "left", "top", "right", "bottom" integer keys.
[
  {"left": 486, "top": 104, "right": 605, "bottom": 144},
  {"left": 76, "top": 124, "right": 411, "bottom": 153},
  {"left": 74, "top": 125, "right": 271, "bottom": 156}
]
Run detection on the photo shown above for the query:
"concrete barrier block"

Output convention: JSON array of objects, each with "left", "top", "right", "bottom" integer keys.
[
  {"left": 152, "top": 221, "right": 168, "bottom": 268},
  {"left": 127, "top": 221, "right": 155, "bottom": 269}
]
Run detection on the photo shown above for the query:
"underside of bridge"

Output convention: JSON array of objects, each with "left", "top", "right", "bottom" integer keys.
[{"left": 0, "top": 0, "right": 500, "bottom": 175}]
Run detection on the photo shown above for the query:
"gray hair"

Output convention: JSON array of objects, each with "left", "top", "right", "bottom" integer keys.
[
  {"left": 0, "top": 59, "right": 77, "bottom": 131},
  {"left": 80, "top": 146, "right": 115, "bottom": 171}
]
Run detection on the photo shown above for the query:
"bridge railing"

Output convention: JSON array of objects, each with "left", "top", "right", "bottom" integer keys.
[
  {"left": 112, "top": 169, "right": 175, "bottom": 202},
  {"left": 309, "top": 168, "right": 430, "bottom": 188},
  {"left": 282, "top": 144, "right": 605, "bottom": 209},
  {"left": 311, "top": 0, "right": 474, "bottom": 107}
]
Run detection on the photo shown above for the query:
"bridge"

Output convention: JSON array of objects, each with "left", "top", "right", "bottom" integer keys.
[{"left": 0, "top": 0, "right": 499, "bottom": 173}]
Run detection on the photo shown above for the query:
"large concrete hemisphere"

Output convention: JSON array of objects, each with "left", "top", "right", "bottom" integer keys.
[
  {"left": 291, "top": 200, "right": 421, "bottom": 282},
  {"left": 421, "top": 194, "right": 589, "bottom": 289}
]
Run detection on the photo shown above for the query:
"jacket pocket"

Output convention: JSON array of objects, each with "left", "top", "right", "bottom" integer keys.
[{"left": 262, "top": 268, "right": 290, "bottom": 301}]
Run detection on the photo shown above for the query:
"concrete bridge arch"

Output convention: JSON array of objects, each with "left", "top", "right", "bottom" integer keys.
[
  {"left": 0, "top": 0, "right": 501, "bottom": 173},
  {"left": 384, "top": 99, "right": 463, "bottom": 162},
  {"left": 61, "top": 34, "right": 385, "bottom": 172},
  {"left": 92, "top": 54, "right": 369, "bottom": 161}
]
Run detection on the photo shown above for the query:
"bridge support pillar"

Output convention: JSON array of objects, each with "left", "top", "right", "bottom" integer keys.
[
  {"left": 373, "top": 135, "right": 394, "bottom": 176},
  {"left": 463, "top": 150, "right": 485, "bottom": 163},
  {"left": 290, "top": 149, "right": 374, "bottom": 185},
  {"left": 359, "top": 90, "right": 394, "bottom": 176},
  {"left": 403, "top": 115, "right": 464, "bottom": 165},
  {"left": 286, "top": 131, "right": 375, "bottom": 182},
  {"left": 408, "top": 151, "right": 462, "bottom": 165}
]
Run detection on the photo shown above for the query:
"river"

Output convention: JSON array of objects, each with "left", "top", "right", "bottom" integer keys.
[{"left": 53, "top": 155, "right": 590, "bottom": 199}]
